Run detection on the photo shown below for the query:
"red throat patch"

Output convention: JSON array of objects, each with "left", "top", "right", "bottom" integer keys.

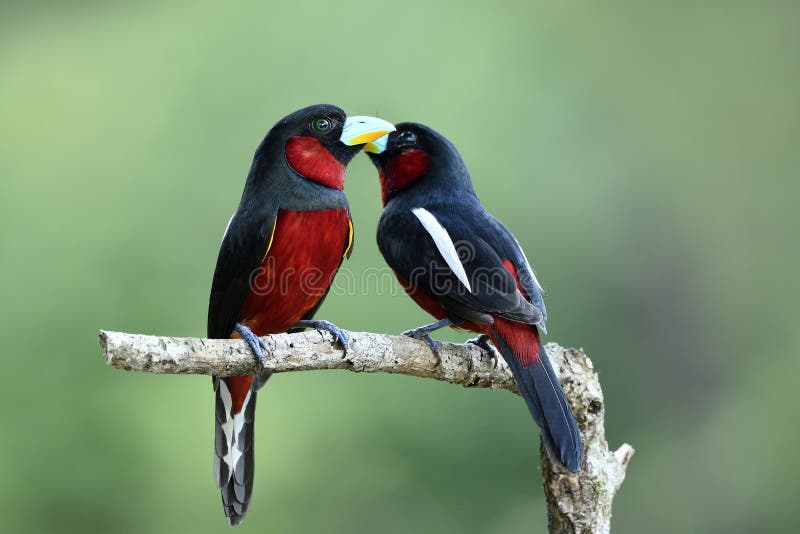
[
  {"left": 379, "top": 149, "right": 430, "bottom": 205},
  {"left": 285, "top": 136, "right": 345, "bottom": 190}
]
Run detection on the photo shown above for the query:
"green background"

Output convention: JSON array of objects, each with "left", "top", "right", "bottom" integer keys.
[{"left": 1, "top": 1, "right": 797, "bottom": 532}]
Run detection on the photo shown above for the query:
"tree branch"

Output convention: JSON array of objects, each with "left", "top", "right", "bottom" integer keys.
[{"left": 99, "top": 328, "right": 633, "bottom": 533}]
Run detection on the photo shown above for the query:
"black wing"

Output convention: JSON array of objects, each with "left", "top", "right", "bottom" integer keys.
[
  {"left": 377, "top": 206, "right": 542, "bottom": 325},
  {"left": 482, "top": 214, "right": 548, "bottom": 327},
  {"left": 207, "top": 198, "right": 279, "bottom": 339}
]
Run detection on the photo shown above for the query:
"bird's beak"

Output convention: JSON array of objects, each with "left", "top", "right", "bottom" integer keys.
[
  {"left": 363, "top": 134, "right": 389, "bottom": 154},
  {"left": 340, "top": 116, "right": 395, "bottom": 147}
]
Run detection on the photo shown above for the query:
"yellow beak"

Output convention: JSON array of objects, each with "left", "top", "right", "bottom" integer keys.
[
  {"left": 363, "top": 134, "right": 390, "bottom": 154},
  {"left": 340, "top": 116, "right": 395, "bottom": 146}
]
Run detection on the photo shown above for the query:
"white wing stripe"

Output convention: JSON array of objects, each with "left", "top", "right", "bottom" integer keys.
[
  {"left": 512, "top": 235, "right": 543, "bottom": 291},
  {"left": 221, "top": 213, "right": 235, "bottom": 244},
  {"left": 411, "top": 207, "right": 473, "bottom": 294}
]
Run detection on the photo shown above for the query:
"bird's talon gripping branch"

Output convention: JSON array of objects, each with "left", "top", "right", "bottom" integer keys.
[
  {"left": 401, "top": 318, "right": 453, "bottom": 366},
  {"left": 293, "top": 319, "right": 349, "bottom": 354},
  {"left": 402, "top": 328, "right": 442, "bottom": 364},
  {"left": 467, "top": 334, "right": 501, "bottom": 368},
  {"left": 235, "top": 323, "right": 268, "bottom": 366}
]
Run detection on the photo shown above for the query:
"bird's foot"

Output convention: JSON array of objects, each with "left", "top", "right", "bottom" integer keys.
[
  {"left": 293, "top": 319, "right": 349, "bottom": 354},
  {"left": 403, "top": 327, "right": 442, "bottom": 365},
  {"left": 235, "top": 323, "right": 268, "bottom": 367},
  {"left": 467, "top": 334, "right": 500, "bottom": 369}
]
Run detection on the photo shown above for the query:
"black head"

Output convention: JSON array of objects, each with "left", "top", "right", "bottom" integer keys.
[
  {"left": 366, "top": 122, "right": 473, "bottom": 204},
  {"left": 266, "top": 104, "right": 357, "bottom": 167},
  {"left": 251, "top": 104, "right": 393, "bottom": 191}
]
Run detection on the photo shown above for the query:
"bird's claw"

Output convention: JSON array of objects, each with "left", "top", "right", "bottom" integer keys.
[
  {"left": 235, "top": 323, "right": 268, "bottom": 367},
  {"left": 403, "top": 328, "right": 442, "bottom": 365},
  {"left": 314, "top": 320, "right": 349, "bottom": 352},
  {"left": 467, "top": 334, "right": 500, "bottom": 369},
  {"left": 293, "top": 319, "right": 349, "bottom": 354}
]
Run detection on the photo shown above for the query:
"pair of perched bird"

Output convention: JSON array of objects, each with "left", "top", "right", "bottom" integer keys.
[{"left": 207, "top": 104, "right": 583, "bottom": 525}]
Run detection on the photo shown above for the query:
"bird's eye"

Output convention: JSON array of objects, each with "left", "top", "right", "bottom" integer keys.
[
  {"left": 398, "top": 130, "right": 417, "bottom": 143},
  {"left": 311, "top": 117, "right": 333, "bottom": 134}
]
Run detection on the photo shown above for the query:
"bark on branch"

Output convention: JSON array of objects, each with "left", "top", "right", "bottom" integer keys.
[{"left": 99, "top": 328, "right": 633, "bottom": 533}]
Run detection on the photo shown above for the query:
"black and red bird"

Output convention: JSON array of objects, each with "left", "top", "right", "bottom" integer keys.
[
  {"left": 366, "top": 123, "right": 583, "bottom": 472},
  {"left": 207, "top": 104, "right": 393, "bottom": 525}
]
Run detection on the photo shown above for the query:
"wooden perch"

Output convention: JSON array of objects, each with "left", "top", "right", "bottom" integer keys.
[{"left": 99, "top": 328, "right": 633, "bottom": 533}]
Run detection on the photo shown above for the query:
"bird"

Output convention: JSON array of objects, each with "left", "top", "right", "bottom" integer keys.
[
  {"left": 207, "top": 104, "right": 394, "bottom": 525},
  {"left": 365, "top": 122, "right": 583, "bottom": 472}
]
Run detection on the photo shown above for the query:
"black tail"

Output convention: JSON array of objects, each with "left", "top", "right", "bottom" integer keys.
[
  {"left": 490, "top": 325, "right": 583, "bottom": 471},
  {"left": 213, "top": 374, "right": 267, "bottom": 525}
]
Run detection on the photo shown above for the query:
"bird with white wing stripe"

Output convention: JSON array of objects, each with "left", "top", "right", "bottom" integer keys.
[{"left": 366, "top": 122, "right": 583, "bottom": 473}]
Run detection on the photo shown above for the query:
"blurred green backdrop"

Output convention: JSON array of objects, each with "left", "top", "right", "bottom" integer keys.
[{"left": 1, "top": 1, "right": 798, "bottom": 532}]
